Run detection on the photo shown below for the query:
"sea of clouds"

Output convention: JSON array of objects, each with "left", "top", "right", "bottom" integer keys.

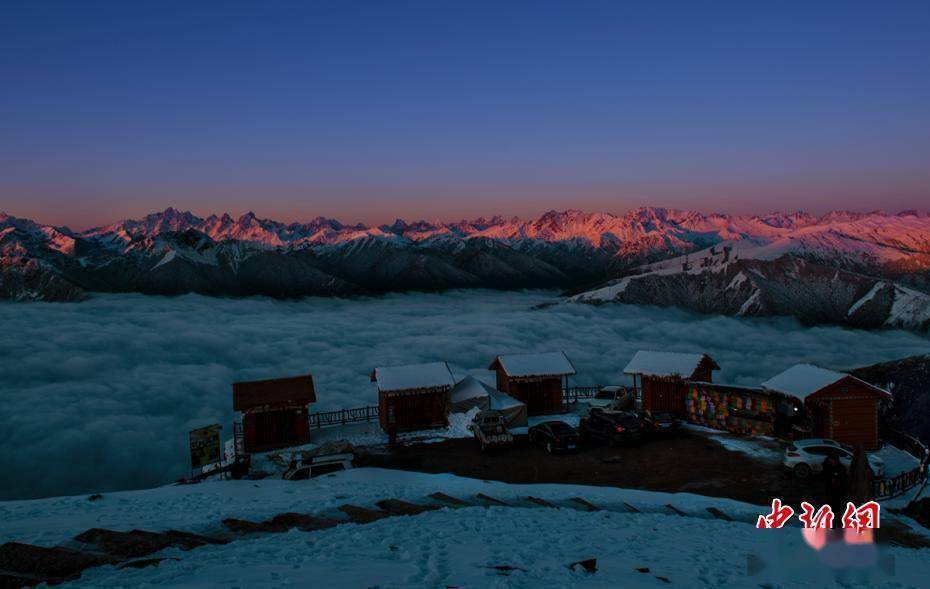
[{"left": 2, "top": 290, "right": 928, "bottom": 500}]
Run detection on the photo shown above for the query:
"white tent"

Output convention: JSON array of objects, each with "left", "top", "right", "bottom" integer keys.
[{"left": 449, "top": 375, "right": 528, "bottom": 428}]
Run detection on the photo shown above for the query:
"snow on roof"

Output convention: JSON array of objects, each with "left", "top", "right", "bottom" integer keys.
[
  {"left": 371, "top": 361, "right": 455, "bottom": 392},
  {"left": 623, "top": 350, "right": 716, "bottom": 378},
  {"left": 489, "top": 351, "right": 576, "bottom": 377},
  {"left": 761, "top": 363, "right": 890, "bottom": 400},
  {"left": 760, "top": 364, "right": 845, "bottom": 399}
]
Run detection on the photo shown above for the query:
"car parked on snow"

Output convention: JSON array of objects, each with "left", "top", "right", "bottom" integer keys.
[
  {"left": 528, "top": 421, "right": 581, "bottom": 453},
  {"left": 468, "top": 410, "right": 514, "bottom": 451},
  {"left": 587, "top": 386, "right": 633, "bottom": 412},
  {"left": 783, "top": 438, "right": 885, "bottom": 479},
  {"left": 283, "top": 452, "right": 354, "bottom": 480},
  {"left": 578, "top": 408, "right": 643, "bottom": 446},
  {"left": 638, "top": 411, "right": 680, "bottom": 436}
]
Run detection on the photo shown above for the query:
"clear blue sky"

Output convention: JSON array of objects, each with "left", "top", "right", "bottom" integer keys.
[{"left": 2, "top": 0, "right": 929, "bottom": 228}]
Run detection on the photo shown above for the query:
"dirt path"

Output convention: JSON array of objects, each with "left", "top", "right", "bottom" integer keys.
[{"left": 362, "top": 430, "right": 823, "bottom": 508}]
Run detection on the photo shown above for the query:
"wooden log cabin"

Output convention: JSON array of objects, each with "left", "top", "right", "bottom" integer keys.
[
  {"left": 623, "top": 350, "right": 719, "bottom": 415},
  {"left": 488, "top": 351, "right": 576, "bottom": 416},
  {"left": 372, "top": 362, "right": 456, "bottom": 433},
  {"left": 762, "top": 364, "right": 891, "bottom": 450},
  {"left": 232, "top": 374, "right": 316, "bottom": 453}
]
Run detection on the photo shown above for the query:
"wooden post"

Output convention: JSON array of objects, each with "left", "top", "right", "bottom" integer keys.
[{"left": 387, "top": 400, "right": 397, "bottom": 448}]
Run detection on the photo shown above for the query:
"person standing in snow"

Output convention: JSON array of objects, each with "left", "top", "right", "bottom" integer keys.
[{"left": 823, "top": 454, "right": 848, "bottom": 517}]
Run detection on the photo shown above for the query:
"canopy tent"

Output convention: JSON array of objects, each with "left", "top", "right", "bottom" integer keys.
[{"left": 449, "top": 375, "right": 528, "bottom": 428}]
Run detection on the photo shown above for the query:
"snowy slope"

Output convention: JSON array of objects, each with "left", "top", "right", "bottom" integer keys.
[
  {"left": 570, "top": 244, "right": 930, "bottom": 331},
  {"left": 2, "top": 469, "right": 927, "bottom": 588}
]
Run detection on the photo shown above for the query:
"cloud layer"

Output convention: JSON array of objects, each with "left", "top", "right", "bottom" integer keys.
[{"left": 2, "top": 291, "right": 928, "bottom": 500}]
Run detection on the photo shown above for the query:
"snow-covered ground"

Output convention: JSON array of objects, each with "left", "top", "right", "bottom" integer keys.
[
  {"left": 872, "top": 444, "right": 922, "bottom": 478},
  {"left": 2, "top": 469, "right": 928, "bottom": 588}
]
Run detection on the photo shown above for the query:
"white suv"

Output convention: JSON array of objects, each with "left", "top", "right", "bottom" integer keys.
[
  {"left": 587, "top": 386, "right": 632, "bottom": 412},
  {"left": 783, "top": 438, "right": 885, "bottom": 479}
]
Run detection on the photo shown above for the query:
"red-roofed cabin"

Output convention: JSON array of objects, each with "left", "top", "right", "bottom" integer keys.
[
  {"left": 489, "top": 352, "right": 576, "bottom": 416},
  {"left": 232, "top": 374, "right": 316, "bottom": 453},
  {"left": 623, "top": 351, "right": 719, "bottom": 415}
]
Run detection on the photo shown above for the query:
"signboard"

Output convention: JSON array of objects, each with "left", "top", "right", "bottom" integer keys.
[
  {"left": 189, "top": 424, "right": 222, "bottom": 470},
  {"left": 224, "top": 439, "right": 236, "bottom": 465}
]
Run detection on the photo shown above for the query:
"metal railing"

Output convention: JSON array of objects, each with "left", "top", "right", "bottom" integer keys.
[
  {"left": 872, "top": 427, "right": 929, "bottom": 500},
  {"left": 309, "top": 405, "right": 380, "bottom": 429},
  {"left": 873, "top": 465, "right": 926, "bottom": 500},
  {"left": 562, "top": 386, "right": 604, "bottom": 403},
  {"left": 304, "top": 386, "right": 617, "bottom": 430}
]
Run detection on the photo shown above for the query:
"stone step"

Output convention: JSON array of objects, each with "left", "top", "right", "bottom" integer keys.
[
  {"left": 475, "top": 493, "right": 509, "bottom": 506},
  {"left": 268, "top": 513, "right": 342, "bottom": 531},
  {"left": 429, "top": 492, "right": 470, "bottom": 507},
  {"left": 0, "top": 541, "right": 113, "bottom": 583},
  {"left": 706, "top": 507, "right": 733, "bottom": 522},
  {"left": 339, "top": 504, "right": 391, "bottom": 524},
  {"left": 524, "top": 496, "right": 555, "bottom": 508},
  {"left": 375, "top": 499, "right": 439, "bottom": 516},
  {"left": 222, "top": 518, "right": 289, "bottom": 534},
  {"left": 72, "top": 529, "right": 173, "bottom": 559},
  {"left": 570, "top": 497, "right": 601, "bottom": 512},
  {"left": 665, "top": 504, "right": 687, "bottom": 517},
  {"left": 164, "top": 530, "right": 228, "bottom": 549}
]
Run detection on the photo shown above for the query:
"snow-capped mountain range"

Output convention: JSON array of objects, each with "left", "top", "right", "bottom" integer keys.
[{"left": 2, "top": 206, "right": 930, "bottom": 329}]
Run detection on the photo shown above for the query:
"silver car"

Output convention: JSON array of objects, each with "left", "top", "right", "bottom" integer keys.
[{"left": 783, "top": 438, "right": 885, "bottom": 479}]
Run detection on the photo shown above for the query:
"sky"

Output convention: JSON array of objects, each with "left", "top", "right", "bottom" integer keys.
[{"left": 1, "top": 1, "right": 929, "bottom": 229}]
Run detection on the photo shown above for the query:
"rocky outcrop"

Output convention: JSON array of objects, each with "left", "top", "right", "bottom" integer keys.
[
  {"left": 0, "top": 257, "right": 85, "bottom": 301},
  {"left": 852, "top": 355, "right": 930, "bottom": 445}
]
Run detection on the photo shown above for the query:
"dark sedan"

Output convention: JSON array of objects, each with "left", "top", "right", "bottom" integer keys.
[
  {"left": 528, "top": 421, "right": 581, "bottom": 453},
  {"left": 579, "top": 409, "right": 643, "bottom": 446},
  {"left": 639, "top": 411, "right": 680, "bottom": 435}
]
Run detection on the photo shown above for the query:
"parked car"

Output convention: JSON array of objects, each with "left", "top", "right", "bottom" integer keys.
[
  {"left": 283, "top": 452, "right": 354, "bottom": 480},
  {"left": 638, "top": 411, "right": 680, "bottom": 436},
  {"left": 578, "top": 409, "right": 643, "bottom": 446},
  {"left": 468, "top": 410, "right": 514, "bottom": 451},
  {"left": 528, "top": 421, "right": 581, "bottom": 453},
  {"left": 587, "top": 386, "right": 633, "bottom": 412},
  {"left": 783, "top": 438, "right": 886, "bottom": 479}
]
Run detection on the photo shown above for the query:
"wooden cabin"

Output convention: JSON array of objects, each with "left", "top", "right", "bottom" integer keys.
[
  {"left": 762, "top": 364, "right": 891, "bottom": 450},
  {"left": 372, "top": 362, "right": 455, "bottom": 433},
  {"left": 232, "top": 374, "right": 316, "bottom": 453},
  {"left": 488, "top": 351, "right": 576, "bottom": 416},
  {"left": 623, "top": 350, "right": 719, "bottom": 415}
]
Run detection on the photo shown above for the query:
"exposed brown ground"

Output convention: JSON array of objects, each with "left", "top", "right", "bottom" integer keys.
[{"left": 361, "top": 430, "right": 822, "bottom": 508}]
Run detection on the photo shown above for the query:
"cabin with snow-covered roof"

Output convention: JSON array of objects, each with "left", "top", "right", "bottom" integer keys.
[
  {"left": 232, "top": 373, "right": 316, "bottom": 453},
  {"left": 762, "top": 364, "right": 891, "bottom": 449},
  {"left": 623, "top": 350, "right": 719, "bottom": 415},
  {"left": 489, "top": 351, "right": 576, "bottom": 416},
  {"left": 372, "top": 362, "right": 455, "bottom": 433}
]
